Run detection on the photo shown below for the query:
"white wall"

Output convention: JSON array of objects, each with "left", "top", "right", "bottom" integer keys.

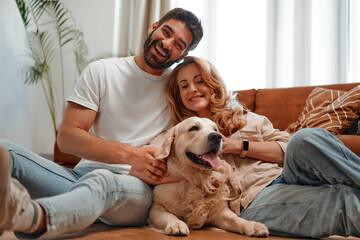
[
  {"left": 0, "top": 0, "right": 115, "bottom": 155},
  {"left": 62, "top": 0, "right": 116, "bottom": 58}
]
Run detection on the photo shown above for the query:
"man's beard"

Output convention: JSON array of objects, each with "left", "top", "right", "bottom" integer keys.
[{"left": 143, "top": 32, "right": 180, "bottom": 70}]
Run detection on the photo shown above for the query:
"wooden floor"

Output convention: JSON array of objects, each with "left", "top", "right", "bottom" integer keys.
[{"left": 1, "top": 223, "right": 359, "bottom": 240}]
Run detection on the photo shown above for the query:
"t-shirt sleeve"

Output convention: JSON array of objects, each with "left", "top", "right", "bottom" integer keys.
[{"left": 67, "top": 60, "right": 104, "bottom": 112}]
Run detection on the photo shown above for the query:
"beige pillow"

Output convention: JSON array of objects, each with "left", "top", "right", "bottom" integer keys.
[{"left": 286, "top": 85, "right": 360, "bottom": 134}]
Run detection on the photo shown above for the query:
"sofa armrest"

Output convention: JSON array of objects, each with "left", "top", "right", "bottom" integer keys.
[{"left": 336, "top": 135, "right": 360, "bottom": 157}]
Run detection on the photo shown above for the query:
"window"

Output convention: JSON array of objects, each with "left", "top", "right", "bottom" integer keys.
[
  {"left": 173, "top": 0, "right": 267, "bottom": 90},
  {"left": 348, "top": 0, "right": 360, "bottom": 83},
  {"left": 173, "top": 0, "right": 359, "bottom": 90}
]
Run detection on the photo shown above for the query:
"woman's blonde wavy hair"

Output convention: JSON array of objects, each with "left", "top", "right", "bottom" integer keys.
[{"left": 164, "top": 56, "right": 247, "bottom": 136}]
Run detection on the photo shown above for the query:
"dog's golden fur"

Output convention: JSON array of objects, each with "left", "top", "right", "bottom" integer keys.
[{"left": 148, "top": 117, "right": 269, "bottom": 237}]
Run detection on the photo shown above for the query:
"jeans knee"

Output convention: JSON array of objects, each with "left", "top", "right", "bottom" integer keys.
[
  {"left": 287, "top": 128, "right": 325, "bottom": 154},
  {"left": 96, "top": 174, "right": 153, "bottom": 226},
  {"left": 0, "top": 139, "right": 15, "bottom": 151},
  {"left": 74, "top": 169, "right": 117, "bottom": 195},
  {"left": 88, "top": 168, "right": 114, "bottom": 180},
  {"left": 74, "top": 169, "right": 153, "bottom": 202},
  {"left": 86, "top": 168, "right": 116, "bottom": 185}
]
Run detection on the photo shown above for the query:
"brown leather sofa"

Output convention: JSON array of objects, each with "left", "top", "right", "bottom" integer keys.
[
  {"left": 54, "top": 82, "right": 360, "bottom": 167},
  {"left": 236, "top": 82, "right": 360, "bottom": 157}
]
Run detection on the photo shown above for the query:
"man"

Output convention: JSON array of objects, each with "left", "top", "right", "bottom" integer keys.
[{"left": 0, "top": 8, "right": 203, "bottom": 239}]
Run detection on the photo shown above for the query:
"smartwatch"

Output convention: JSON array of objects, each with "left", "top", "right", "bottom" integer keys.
[{"left": 241, "top": 139, "right": 249, "bottom": 158}]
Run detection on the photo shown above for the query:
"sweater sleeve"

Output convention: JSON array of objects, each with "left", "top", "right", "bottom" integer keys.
[{"left": 258, "top": 115, "right": 291, "bottom": 153}]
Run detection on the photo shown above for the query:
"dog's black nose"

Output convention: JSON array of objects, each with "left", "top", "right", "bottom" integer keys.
[{"left": 208, "top": 132, "right": 222, "bottom": 144}]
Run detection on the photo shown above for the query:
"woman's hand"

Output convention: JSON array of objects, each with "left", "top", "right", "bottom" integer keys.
[{"left": 220, "top": 134, "right": 243, "bottom": 154}]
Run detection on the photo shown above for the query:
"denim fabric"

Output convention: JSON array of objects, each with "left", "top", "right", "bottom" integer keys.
[
  {"left": 36, "top": 169, "right": 152, "bottom": 239},
  {"left": 0, "top": 140, "right": 153, "bottom": 239},
  {"left": 241, "top": 128, "right": 360, "bottom": 238},
  {"left": 0, "top": 139, "right": 90, "bottom": 198}
]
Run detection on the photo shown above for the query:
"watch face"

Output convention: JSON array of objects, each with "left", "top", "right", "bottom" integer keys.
[{"left": 243, "top": 140, "right": 249, "bottom": 151}]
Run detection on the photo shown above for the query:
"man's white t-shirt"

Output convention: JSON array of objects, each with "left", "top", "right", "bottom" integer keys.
[{"left": 67, "top": 56, "right": 173, "bottom": 174}]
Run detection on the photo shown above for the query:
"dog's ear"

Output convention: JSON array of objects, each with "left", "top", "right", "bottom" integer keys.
[{"left": 153, "top": 126, "right": 177, "bottom": 159}]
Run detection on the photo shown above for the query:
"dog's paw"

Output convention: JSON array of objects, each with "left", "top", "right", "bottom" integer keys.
[
  {"left": 164, "top": 220, "right": 190, "bottom": 236},
  {"left": 243, "top": 221, "right": 269, "bottom": 237}
]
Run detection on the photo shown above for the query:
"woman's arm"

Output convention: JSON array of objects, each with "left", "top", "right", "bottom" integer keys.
[{"left": 221, "top": 135, "right": 285, "bottom": 164}]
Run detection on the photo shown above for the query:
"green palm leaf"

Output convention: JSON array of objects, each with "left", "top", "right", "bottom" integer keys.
[
  {"left": 23, "top": 30, "right": 54, "bottom": 84},
  {"left": 14, "top": 0, "right": 90, "bottom": 137},
  {"left": 14, "top": 0, "right": 30, "bottom": 27}
]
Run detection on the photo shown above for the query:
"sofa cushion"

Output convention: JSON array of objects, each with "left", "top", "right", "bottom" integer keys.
[
  {"left": 253, "top": 83, "right": 360, "bottom": 131},
  {"left": 300, "top": 87, "right": 346, "bottom": 110},
  {"left": 286, "top": 85, "right": 360, "bottom": 134}
]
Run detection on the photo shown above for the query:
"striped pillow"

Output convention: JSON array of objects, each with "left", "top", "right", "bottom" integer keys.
[{"left": 286, "top": 85, "right": 360, "bottom": 134}]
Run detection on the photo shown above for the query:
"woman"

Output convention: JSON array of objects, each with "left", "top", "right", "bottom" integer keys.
[{"left": 164, "top": 56, "right": 360, "bottom": 238}]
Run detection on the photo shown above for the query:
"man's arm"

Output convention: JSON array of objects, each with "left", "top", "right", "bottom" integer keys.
[{"left": 57, "top": 102, "right": 167, "bottom": 181}]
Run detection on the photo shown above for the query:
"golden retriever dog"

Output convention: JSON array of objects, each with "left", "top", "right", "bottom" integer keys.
[{"left": 148, "top": 117, "right": 269, "bottom": 237}]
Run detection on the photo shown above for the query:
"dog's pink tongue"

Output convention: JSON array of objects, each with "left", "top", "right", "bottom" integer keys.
[{"left": 199, "top": 153, "right": 221, "bottom": 168}]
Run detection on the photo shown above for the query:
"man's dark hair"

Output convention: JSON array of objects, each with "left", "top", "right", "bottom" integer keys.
[{"left": 158, "top": 8, "right": 203, "bottom": 52}]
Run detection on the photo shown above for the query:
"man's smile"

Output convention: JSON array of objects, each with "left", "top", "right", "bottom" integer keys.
[{"left": 155, "top": 44, "right": 167, "bottom": 57}]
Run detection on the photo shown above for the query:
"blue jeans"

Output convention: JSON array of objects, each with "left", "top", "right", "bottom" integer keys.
[
  {"left": 241, "top": 128, "right": 360, "bottom": 238},
  {"left": 0, "top": 140, "right": 153, "bottom": 239}
]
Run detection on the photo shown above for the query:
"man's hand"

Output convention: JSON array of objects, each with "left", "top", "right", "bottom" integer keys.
[
  {"left": 220, "top": 134, "right": 242, "bottom": 154},
  {"left": 129, "top": 168, "right": 183, "bottom": 185},
  {"left": 128, "top": 146, "right": 168, "bottom": 181}
]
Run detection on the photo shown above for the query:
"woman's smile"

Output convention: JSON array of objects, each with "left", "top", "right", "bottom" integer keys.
[
  {"left": 177, "top": 63, "right": 212, "bottom": 118},
  {"left": 189, "top": 94, "right": 204, "bottom": 102}
]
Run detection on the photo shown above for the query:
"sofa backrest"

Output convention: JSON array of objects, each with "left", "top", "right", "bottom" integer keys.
[
  {"left": 55, "top": 82, "right": 359, "bottom": 167},
  {"left": 236, "top": 83, "right": 359, "bottom": 131}
]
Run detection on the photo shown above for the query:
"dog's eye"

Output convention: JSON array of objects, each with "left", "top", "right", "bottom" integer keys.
[
  {"left": 189, "top": 126, "right": 199, "bottom": 132},
  {"left": 214, "top": 128, "right": 218, "bottom": 132}
]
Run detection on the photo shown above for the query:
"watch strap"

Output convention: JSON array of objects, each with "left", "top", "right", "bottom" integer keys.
[{"left": 241, "top": 139, "right": 249, "bottom": 157}]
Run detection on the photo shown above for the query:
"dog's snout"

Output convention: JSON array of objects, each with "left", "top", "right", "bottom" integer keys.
[{"left": 208, "top": 132, "right": 222, "bottom": 144}]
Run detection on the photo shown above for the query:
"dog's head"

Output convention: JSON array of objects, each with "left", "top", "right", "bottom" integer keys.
[{"left": 153, "top": 117, "right": 223, "bottom": 176}]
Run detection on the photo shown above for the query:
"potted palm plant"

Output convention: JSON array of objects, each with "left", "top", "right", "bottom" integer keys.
[
  {"left": 14, "top": 0, "right": 91, "bottom": 163},
  {"left": 14, "top": 0, "right": 89, "bottom": 137}
]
